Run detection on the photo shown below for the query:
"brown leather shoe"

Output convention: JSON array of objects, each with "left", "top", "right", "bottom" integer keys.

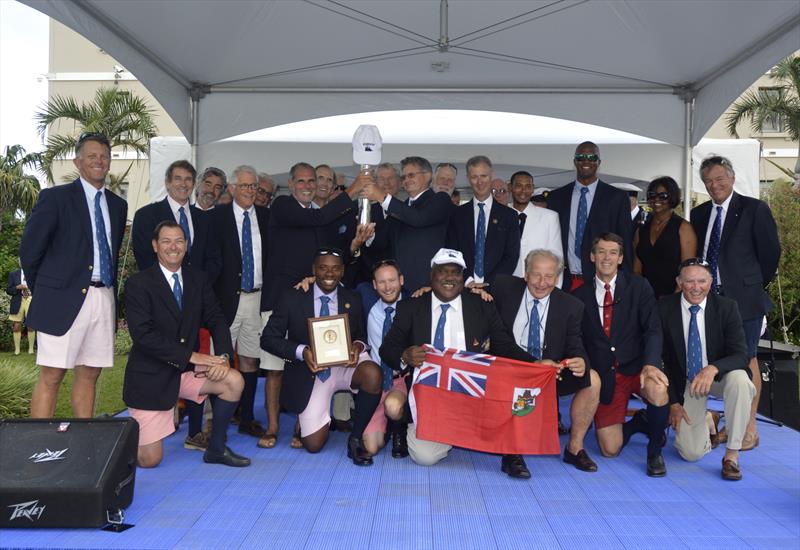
[
  {"left": 722, "top": 458, "right": 742, "bottom": 481},
  {"left": 709, "top": 412, "right": 722, "bottom": 449},
  {"left": 740, "top": 432, "right": 760, "bottom": 451},
  {"left": 716, "top": 426, "right": 728, "bottom": 445},
  {"left": 563, "top": 448, "right": 598, "bottom": 472}
]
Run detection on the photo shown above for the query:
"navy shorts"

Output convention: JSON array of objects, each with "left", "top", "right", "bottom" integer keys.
[{"left": 741, "top": 317, "right": 762, "bottom": 359}]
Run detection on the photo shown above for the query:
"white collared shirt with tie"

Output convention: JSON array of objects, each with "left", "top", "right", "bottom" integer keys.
[
  {"left": 231, "top": 201, "right": 263, "bottom": 288},
  {"left": 430, "top": 294, "right": 466, "bottom": 350}
]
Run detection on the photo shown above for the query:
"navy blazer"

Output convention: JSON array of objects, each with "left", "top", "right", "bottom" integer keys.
[
  {"left": 6, "top": 270, "right": 24, "bottom": 315},
  {"left": 208, "top": 203, "right": 270, "bottom": 325},
  {"left": 263, "top": 193, "right": 355, "bottom": 311},
  {"left": 371, "top": 188, "right": 454, "bottom": 293},
  {"left": 130, "top": 197, "right": 221, "bottom": 280},
  {"left": 378, "top": 291, "right": 532, "bottom": 372},
  {"left": 658, "top": 292, "right": 749, "bottom": 405},
  {"left": 690, "top": 192, "right": 780, "bottom": 320},
  {"left": 20, "top": 179, "right": 127, "bottom": 336},
  {"left": 446, "top": 199, "right": 520, "bottom": 287},
  {"left": 572, "top": 271, "right": 662, "bottom": 404},
  {"left": 123, "top": 264, "right": 233, "bottom": 411},
  {"left": 547, "top": 180, "right": 632, "bottom": 289},
  {"left": 261, "top": 286, "right": 366, "bottom": 414}
]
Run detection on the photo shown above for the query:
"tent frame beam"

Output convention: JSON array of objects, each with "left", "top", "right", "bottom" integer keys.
[{"left": 206, "top": 86, "right": 676, "bottom": 94}]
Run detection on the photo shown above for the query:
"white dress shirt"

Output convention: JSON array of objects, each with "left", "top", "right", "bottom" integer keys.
[
  {"left": 512, "top": 288, "right": 550, "bottom": 354},
  {"left": 368, "top": 298, "right": 400, "bottom": 364},
  {"left": 680, "top": 295, "right": 709, "bottom": 369},
  {"left": 430, "top": 294, "right": 466, "bottom": 350},
  {"left": 159, "top": 263, "right": 183, "bottom": 291},
  {"left": 166, "top": 195, "right": 194, "bottom": 244},
  {"left": 595, "top": 274, "right": 618, "bottom": 325},
  {"left": 80, "top": 177, "right": 112, "bottom": 283},
  {"left": 567, "top": 179, "right": 598, "bottom": 275},
  {"left": 702, "top": 192, "right": 733, "bottom": 286},
  {"left": 513, "top": 202, "right": 563, "bottom": 280},
  {"left": 232, "top": 201, "right": 263, "bottom": 288}
]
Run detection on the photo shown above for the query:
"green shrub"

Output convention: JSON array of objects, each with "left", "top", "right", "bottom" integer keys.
[
  {"left": 114, "top": 323, "right": 132, "bottom": 355},
  {"left": 0, "top": 358, "right": 37, "bottom": 418},
  {"left": 766, "top": 180, "right": 800, "bottom": 344}
]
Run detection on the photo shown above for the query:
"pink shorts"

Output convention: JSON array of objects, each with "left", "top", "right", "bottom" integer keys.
[
  {"left": 37, "top": 286, "right": 115, "bottom": 369},
  {"left": 128, "top": 372, "right": 208, "bottom": 446},
  {"left": 298, "top": 351, "right": 371, "bottom": 437},
  {"left": 364, "top": 377, "right": 408, "bottom": 436}
]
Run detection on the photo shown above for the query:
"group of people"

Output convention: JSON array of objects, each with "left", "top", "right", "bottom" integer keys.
[{"left": 17, "top": 132, "right": 780, "bottom": 483}]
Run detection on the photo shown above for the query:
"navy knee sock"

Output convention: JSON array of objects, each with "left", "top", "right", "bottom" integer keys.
[
  {"left": 239, "top": 371, "right": 258, "bottom": 424},
  {"left": 185, "top": 400, "right": 203, "bottom": 437},
  {"left": 351, "top": 390, "right": 381, "bottom": 439},
  {"left": 646, "top": 404, "right": 669, "bottom": 455},
  {"left": 209, "top": 397, "right": 238, "bottom": 454}
]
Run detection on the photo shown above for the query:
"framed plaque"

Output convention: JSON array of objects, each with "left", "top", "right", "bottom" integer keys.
[{"left": 307, "top": 313, "right": 352, "bottom": 368}]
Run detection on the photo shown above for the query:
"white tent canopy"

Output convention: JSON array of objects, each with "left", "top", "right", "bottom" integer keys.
[{"left": 24, "top": 0, "right": 800, "bottom": 148}]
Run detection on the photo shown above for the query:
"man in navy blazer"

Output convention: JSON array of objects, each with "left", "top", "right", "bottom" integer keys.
[
  {"left": 547, "top": 142, "right": 632, "bottom": 290},
  {"left": 124, "top": 221, "right": 248, "bottom": 468},
  {"left": 492, "top": 251, "right": 601, "bottom": 477},
  {"left": 6, "top": 266, "right": 35, "bottom": 355},
  {"left": 691, "top": 155, "right": 780, "bottom": 450},
  {"left": 659, "top": 259, "right": 754, "bottom": 480},
  {"left": 362, "top": 156, "right": 454, "bottom": 293},
  {"left": 131, "top": 160, "right": 220, "bottom": 280},
  {"left": 20, "top": 133, "right": 127, "bottom": 418},
  {"left": 573, "top": 233, "right": 671, "bottom": 477},
  {"left": 261, "top": 247, "right": 382, "bottom": 466},
  {"left": 446, "top": 155, "right": 520, "bottom": 289}
]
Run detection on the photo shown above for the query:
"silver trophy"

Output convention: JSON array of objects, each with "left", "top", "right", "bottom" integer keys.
[
  {"left": 352, "top": 124, "right": 382, "bottom": 227},
  {"left": 358, "top": 165, "right": 372, "bottom": 225}
]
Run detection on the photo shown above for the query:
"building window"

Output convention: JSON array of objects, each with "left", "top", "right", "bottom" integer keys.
[{"left": 759, "top": 87, "right": 783, "bottom": 134}]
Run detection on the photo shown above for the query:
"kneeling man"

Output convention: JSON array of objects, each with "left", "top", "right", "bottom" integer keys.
[
  {"left": 123, "top": 221, "right": 249, "bottom": 468},
  {"left": 660, "top": 259, "right": 755, "bottom": 480},
  {"left": 261, "top": 247, "right": 383, "bottom": 466}
]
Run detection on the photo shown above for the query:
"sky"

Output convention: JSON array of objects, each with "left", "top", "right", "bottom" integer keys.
[{"left": 0, "top": 0, "right": 49, "bottom": 155}]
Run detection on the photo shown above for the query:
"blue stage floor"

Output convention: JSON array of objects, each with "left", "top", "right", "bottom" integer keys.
[{"left": 2, "top": 395, "right": 798, "bottom": 550}]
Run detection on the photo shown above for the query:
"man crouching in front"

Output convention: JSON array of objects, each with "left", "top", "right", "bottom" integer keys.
[
  {"left": 261, "top": 247, "right": 383, "bottom": 466},
  {"left": 123, "top": 220, "right": 249, "bottom": 468}
]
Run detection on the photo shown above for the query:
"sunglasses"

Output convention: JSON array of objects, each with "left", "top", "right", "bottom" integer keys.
[
  {"left": 679, "top": 257, "right": 711, "bottom": 270},
  {"left": 574, "top": 154, "right": 600, "bottom": 162},
  {"left": 372, "top": 258, "right": 401, "bottom": 273},
  {"left": 401, "top": 171, "right": 429, "bottom": 180},
  {"left": 316, "top": 247, "right": 343, "bottom": 258},
  {"left": 77, "top": 131, "right": 111, "bottom": 149},
  {"left": 333, "top": 184, "right": 346, "bottom": 192},
  {"left": 700, "top": 156, "right": 732, "bottom": 171},
  {"left": 647, "top": 191, "right": 670, "bottom": 201}
]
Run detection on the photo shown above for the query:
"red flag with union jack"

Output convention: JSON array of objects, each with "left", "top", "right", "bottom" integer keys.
[{"left": 410, "top": 346, "right": 560, "bottom": 455}]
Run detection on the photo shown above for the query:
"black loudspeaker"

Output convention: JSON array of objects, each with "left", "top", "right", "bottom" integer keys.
[
  {"left": 0, "top": 417, "right": 138, "bottom": 528},
  {"left": 757, "top": 340, "right": 800, "bottom": 431}
]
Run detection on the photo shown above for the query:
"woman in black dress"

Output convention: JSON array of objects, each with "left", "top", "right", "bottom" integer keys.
[{"left": 633, "top": 176, "right": 697, "bottom": 299}]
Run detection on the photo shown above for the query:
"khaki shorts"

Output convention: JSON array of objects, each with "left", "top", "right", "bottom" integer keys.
[
  {"left": 229, "top": 291, "right": 262, "bottom": 359},
  {"left": 259, "top": 310, "right": 285, "bottom": 371},
  {"left": 8, "top": 296, "right": 31, "bottom": 322}
]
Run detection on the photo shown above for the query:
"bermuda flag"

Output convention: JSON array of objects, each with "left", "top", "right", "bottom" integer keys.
[{"left": 410, "top": 346, "right": 559, "bottom": 455}]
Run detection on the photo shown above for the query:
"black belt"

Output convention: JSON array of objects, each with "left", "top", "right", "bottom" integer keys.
[
  {"left": 88, "top": 281, "right": 107, "bottom": 287},
  {"left": 240, "top": 288, "right": 261, "bottom": 294}
]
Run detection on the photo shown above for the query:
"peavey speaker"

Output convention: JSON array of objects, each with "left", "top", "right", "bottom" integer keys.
[{"left": 0, "top": 417, "right": 138, "bottom": 528}]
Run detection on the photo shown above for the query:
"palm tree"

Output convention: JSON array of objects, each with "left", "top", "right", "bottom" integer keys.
[
  {"left": 0, "top": 145, "right": 41, "bottom": 232},
  {"left": 35, "top": 87, "right": 157, "bottom": 186},
  {"left": 725, "top": 54, "right": 800, "bottom": 180}
]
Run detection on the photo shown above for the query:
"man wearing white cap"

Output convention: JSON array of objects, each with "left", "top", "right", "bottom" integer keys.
[{"left": 379, "top": 248, "right": 536, "bottom": 477}]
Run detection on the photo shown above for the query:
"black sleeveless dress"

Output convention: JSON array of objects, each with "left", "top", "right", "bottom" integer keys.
[{"left": 636, "top": 213, "right": 682, "bottom": 299}]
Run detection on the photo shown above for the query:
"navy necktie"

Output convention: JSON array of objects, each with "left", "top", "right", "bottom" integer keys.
[
  {"left": 172, "top": 273, "right": 182, "bottom": 310},
  {"left": 317, "top": 296, "right": 332, "bottom": 381},
  {"left": 687, "top": 304, "right": 703, "bottom": 381},
  {"left": 474, "top": 202, "right": 486, "bottom": 279},
  {"left": 178, "top": 206, "right": 192, "bottom": 253},
  {"left": 433, "top": 304, "right": 450, "bottom": 350},
  {"left": 518, "top": 212, "right": 527, "bottom": 234},
  {"left": 241, "top": 210, "right": 254, "bottom": 292},
  {"left": 380, "top": 306, "right": 395, "bottom": 390},
  {"left": 707, "top": 206, "right": 723, "bottom": 291},
  {"left": 574, "top": 186, "right": 589, "bottom": 259},
  {"left": 94, "top": 191, "right": 113, "bottom": 287},
  {"left": 527, "top": 299, "right": 541, "bottom": 359}
]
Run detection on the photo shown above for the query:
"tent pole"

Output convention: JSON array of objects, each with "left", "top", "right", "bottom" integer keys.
[
  {"left": 682, "top": 94, "right": 695, "bottom": 220},
  {"left": 190, "top": 94, "right": 199, "bottom": 167}
]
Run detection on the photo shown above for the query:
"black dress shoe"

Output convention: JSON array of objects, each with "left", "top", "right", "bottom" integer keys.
[
  {"left": 347, "top": 436, "right": 373, "bottom": 466},
  {"left": 558, "top": 419, "right": 571, "bottom": 436},
  {"left": 237, "top": 420, "right": 266, "bottom": 438},
  {"left": 203, "top": 446, "right": 251, "bottom": 467},
  {"left": 331, "top": 418, "right": 353, "bottom": 433},
  {"left": 647, "top": 453, "right": 667, "bottom": 477},
  {"left": 563, "top": 448, "right": 598, "bottom": 472},
  {"left": 391, "top": 430, "right": 409, "bottom": 458},
  {"left": 501, "top": 454, "right": 531, "bottom": 479}
]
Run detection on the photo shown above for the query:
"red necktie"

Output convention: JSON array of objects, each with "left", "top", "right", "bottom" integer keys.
[{"left": 602, "top": 283, "right": 613, "bottom": 339}]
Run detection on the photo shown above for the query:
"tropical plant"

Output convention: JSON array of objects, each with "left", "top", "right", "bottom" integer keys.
[
  {"left": 766, "top": 179, "right": 800, "bottom": 345},
  {"left": 725, "top": 54, "right": 800, "bottom": 177},
  {"left": 0, "top": 145, "right": 40, "bottom": 232},
  {"left": 34, "top": 86, "right": 157, "bottom": 186}
]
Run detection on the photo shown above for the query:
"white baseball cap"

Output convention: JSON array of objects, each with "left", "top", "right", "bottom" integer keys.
[
  {"left": 430, "top": 248, "right": 466, "bottom": 269},
  {"left": 352, "top": 124, "right": 382, "bottom": 165}
]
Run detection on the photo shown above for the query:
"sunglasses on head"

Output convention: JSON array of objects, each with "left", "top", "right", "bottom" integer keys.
[
  {"left": 574, "top": 154, "right": 600, "bottom": 162},
  {"left": 647, "top": 191, "right": 670, "bottom": 201},
  {"left": 316, "top": 247, "right": 343, "bottom": 258},
  {"left": 77, "top": 131, "right": 111, "bottom": 148},
  {"left": 679, "top": 257, "right": 711, "bottom": 270},
  {"left": 700, "top": 155, "right": 732, "bottom": 171}
]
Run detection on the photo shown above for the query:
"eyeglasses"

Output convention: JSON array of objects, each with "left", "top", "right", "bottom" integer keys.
[
  {"left": 679, "top": 257, "right": 711, "bottom": 270},
  {"left": 574, "top": 154, "right": 600, "bottom": 162},
  {"left": 492, "top": 188, "right": 508, "bottom": 195},
  {"left": 401, "top": 171, "right": 429, "bottom": 180},
  {"left": 647, "top": 191, "right": 670, "bottom": 201},
  {"left": 235, "top": 183, "right": 258, "bottom": 190},
  {"left": 256, "top": 188, "right": 273, "bottom": 197}
]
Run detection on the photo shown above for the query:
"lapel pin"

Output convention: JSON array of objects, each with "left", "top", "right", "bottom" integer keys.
[
  {"left": 492, "top": 219, "right": 498, "bottom": 224},
  {"left": 345, "top": 303, "right": 351, "bottom": 309}
]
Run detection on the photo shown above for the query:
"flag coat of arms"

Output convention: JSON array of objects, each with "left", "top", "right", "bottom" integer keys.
[{"left": 410, "top": 346, "right": 560, "bottom": 455}]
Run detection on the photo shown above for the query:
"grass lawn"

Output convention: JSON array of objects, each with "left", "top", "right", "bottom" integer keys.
[{"left": 0, "top": 352, "right": 128, "bottom": 418}]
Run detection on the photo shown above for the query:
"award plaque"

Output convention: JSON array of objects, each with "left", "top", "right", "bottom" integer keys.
[{"left": 308, "top": 313, "right": 352, "bottom": 368}]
